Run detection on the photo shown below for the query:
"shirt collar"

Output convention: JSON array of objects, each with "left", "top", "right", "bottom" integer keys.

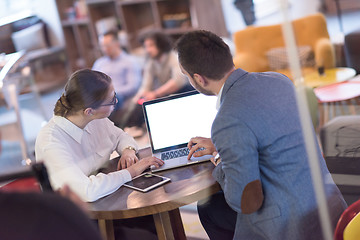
[
  {"left": 216, "top": 84, "right": 225, "bottom": 110},
  {"left": 109, "top": 51, "right": 126, "bottom": 61},
  {"left": 53, "top": 116, "right": 91, "bottom": 144}
]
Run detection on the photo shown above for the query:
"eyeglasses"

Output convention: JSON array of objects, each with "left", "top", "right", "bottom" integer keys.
[{"left": 100, "top": 92, "right": 118, "bottom": 107}]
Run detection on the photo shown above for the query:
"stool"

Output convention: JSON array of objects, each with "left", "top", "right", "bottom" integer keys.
[{"left": 314, "top": 81, "right": 360, "bottom": 128}]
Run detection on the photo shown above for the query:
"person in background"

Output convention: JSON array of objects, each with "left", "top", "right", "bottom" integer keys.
[
  {"left": 176, "top": 30, "right": 347, "bottom": 240},
  {"left": 92, "top": 30, "right": 142, "bottom": 112},
  {"left": 234, "top": 0, "right": 256, "bottom": 26},
  {"left": 127, "top": 31, "right": 193, "bottom": 128},
  {"left": 35, "top": 69, "right": 163, "bottom": 202},
  {"left": 133, "top": 31, "right": 193, "bottom": 102}
]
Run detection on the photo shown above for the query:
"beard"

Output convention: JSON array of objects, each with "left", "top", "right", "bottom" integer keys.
[{"left": 191, "top": 79, "right": 214, "bottom": 96}]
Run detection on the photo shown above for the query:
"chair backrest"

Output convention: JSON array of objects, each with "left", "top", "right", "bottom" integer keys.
[
  {"left": 0, "top": 163, "right": 53, "bottom": 192},
  {"left": 334, "top": 198, "right": 360, "bottom": 240},
  {"left": 233, "top": 13, "right": 334, "bottom": 72},
  {"left": 343, "top": 212, "right": 360, "bottom": 240}
]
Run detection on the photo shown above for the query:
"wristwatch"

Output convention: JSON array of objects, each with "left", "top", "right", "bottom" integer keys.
[
  {"left": 123, "top": 146, "right": 137, "bottom": 153},
  {"left": 214, "top": 153, "right": 221, "bottom": 165}
]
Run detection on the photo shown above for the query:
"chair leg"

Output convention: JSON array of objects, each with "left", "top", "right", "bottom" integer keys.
[
  {"left": 323, "top": 103, "right": 329, "bottom": 124},
  {"left": 318, "top": 102, "right": 325, "bottom": 129},
  {"left": 347, "top": 99, "right": 356, "bottom": 115}
]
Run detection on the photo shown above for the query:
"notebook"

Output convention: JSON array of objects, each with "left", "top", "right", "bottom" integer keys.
[{"left": 142, "top": 90, "right": 218, "bottom": 172}]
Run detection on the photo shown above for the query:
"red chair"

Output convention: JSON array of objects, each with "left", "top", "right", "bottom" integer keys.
[
  {"left": 0, "top": 162, "right": 52, "bottom": 192},
  {"left": 334, "top": 199, "right": 360, "bottom": 240}
]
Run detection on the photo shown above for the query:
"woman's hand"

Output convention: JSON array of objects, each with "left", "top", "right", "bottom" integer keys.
[
  {"left": 187, "top": 137, "right": 217, "bottom": 160},
  {"left": 118, "top": 149, "right": 139, "bottom": 170},
  {"left": 126, "top": 156, "right": 164, "bottom": 178}
]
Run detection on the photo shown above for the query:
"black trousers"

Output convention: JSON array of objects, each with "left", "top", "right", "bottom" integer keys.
[
  {"left": 197, "top": 191, "right": 237, "bottom": 240},
  {"left": 94, "top": 215, "right": 157, "bottom": 240}
]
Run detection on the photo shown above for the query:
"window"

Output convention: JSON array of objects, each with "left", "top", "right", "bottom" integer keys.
[{"left": 0, "top": 0, "right": 34, "bottom": 25}]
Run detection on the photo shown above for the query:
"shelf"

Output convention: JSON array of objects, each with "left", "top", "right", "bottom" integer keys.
[
  {"left": 61, "top": 18, "right": 90, "bottom": 27},
  {"left": 56, "top": 0, "right": 226, "bottom": 71},
  {"left": 86, "top": 0, "right": 115, "bottom": 5},
  {"left": 162, "top": 27, "right": 195, "bottom": 35},
  {"left": 119, "top": 0, "right": 156, "bottom": 6}
]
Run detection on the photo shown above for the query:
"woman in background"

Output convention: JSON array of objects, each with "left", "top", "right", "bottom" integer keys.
[{"left": 35, "top": 69, "right": 163, "bottom": 202}]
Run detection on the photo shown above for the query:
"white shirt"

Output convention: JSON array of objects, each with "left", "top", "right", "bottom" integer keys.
[
  {"left": 92, "top": 52, "right": 142, "bottom": 99},
  {"left": 35, "top": 116, "right": 138, "bottom": 202},
  {"left": 216, "top": 84, "right": 225, "bottom": 110}
]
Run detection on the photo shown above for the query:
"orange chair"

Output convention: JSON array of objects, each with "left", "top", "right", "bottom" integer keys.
[
  {"left": 232, "top": 13, "right": 335, "bottom": 79},
  {"left": 334, "top": 199, "right": 360, "bottom": 240}
]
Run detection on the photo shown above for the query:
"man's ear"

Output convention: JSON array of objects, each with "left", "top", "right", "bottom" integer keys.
[
  {"left": 84, "top": 108, "right": 93, "bottom": 116},
  {"left": 193, "top": 73, "right": 208, "bottom": 87}
]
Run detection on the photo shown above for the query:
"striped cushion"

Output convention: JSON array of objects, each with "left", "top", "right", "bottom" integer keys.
[{"left": 266, "top": 45, "right": 315, "bottom": 70}]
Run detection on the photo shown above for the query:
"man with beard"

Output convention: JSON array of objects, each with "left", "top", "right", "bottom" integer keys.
[
  {"left": 133, "top": 31, "right": 192, "bottom": 102},
  {"left": 176, "top": 30, "right": 347, "bottom": 240}
]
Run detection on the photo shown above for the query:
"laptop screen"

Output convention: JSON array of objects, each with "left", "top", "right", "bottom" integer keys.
[{"left": 143, "top": 91, "right": 218, "bottom": 153}]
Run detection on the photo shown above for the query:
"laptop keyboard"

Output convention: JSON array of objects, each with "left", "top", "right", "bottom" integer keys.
[
  {"left": 161, "top": 148, "right": 205, "bottom": 160},
  {"left": 161, "top": 148, "right": 190, "bottom": 160}
]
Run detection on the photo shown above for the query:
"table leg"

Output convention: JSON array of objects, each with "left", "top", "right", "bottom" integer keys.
[
  {"left": 98, "top": 219, "right": 115, "bottom": 240},
  {"left": 169, "top": 208, "right": 187, "bottom": 240},
  {"left": 154, "top": 211, "right": 174, "bottom": 240},
  {"left": 153, "top": 209, "right": 187, "bottom": 240}
]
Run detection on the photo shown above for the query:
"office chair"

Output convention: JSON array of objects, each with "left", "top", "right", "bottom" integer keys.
[{"left": 0, "top": 162, "right": 53, "bottom": 192}]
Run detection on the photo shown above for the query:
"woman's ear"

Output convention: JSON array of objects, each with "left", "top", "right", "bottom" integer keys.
[{"left": 83, "top": 108, "right": 93, "bottom": 116}]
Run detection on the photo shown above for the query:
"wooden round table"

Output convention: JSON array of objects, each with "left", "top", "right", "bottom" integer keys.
[
  {"left": 304, "top": 67, "right": 356, "bottom": 88},
  {"left": 88, "top": 148, "right": 220, "bottom": 240}
]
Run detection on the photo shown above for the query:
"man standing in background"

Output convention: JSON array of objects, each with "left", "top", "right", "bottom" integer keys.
[
  {"left": 92, "top": 30, "right": 142, "bottom": 113},
  {"left": 234, "top": 0, "right": 256, "bottom": 26}
]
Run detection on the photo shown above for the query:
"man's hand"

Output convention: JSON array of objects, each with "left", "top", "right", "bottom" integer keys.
[
  {"left": 118, "top": 149, "right": 139, "bottom": 170},
  {"left": 187, "top": 137, "right": 217, "bottom": 160},
  {"left": 210, "top": 152, "right": 221, "bottom": 166},
  {"left": 143, "top": 91, "right": 157, "bottom": 101}
]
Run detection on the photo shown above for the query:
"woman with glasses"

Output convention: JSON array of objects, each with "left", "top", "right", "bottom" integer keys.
[{"left": 35, "top": 69, "right": 164, "bottom": 202}]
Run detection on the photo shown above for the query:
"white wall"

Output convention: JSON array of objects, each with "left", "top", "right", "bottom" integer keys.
[{"left": 32, "top": 0, "right": 64, "bottom": 46}]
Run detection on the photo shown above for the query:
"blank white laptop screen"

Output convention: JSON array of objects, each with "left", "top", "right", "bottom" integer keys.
[{"left": 143, "top": 91, "right": 218, "bottom": 153}]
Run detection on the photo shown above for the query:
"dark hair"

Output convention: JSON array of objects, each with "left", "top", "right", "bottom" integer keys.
[
  {"left": 102, "top": 30, "right": 119, "bottom": 41},
  {"left": 54, "top": 69, "right": 112, "bottom": 117},
  {"left": 140, "top": 31, "right": 173, "bottom": 54},
  {"left": 175, "top": 30, "right": 234, "bottom": 80}
]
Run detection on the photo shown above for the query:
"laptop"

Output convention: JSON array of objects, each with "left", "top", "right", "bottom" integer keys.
[{"left": 142, "top": 90, "right": 218, "bottom": 172}]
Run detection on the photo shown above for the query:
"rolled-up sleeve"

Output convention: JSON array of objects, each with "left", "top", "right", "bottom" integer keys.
[{"left": 169, "top": 52, "right": 187, "bottom": 88}]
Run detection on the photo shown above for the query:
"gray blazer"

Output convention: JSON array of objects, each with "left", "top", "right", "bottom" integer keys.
[{"left": 212, "top": 69, "right": 347, "bottom": 240}]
